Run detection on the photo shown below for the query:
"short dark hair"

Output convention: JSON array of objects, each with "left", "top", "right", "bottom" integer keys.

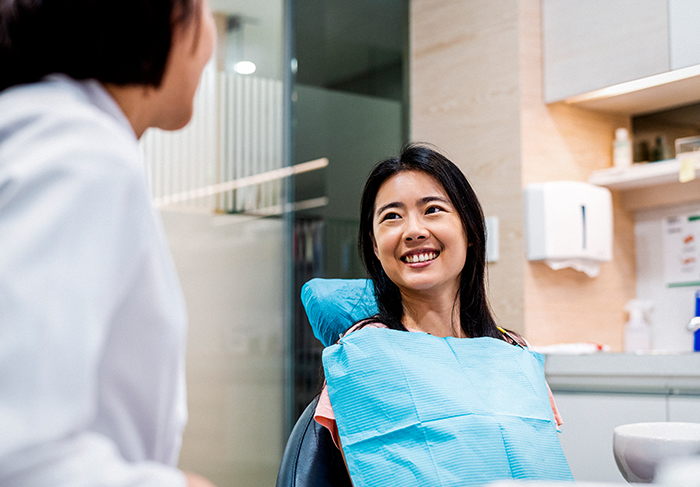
[
  {"left": 0, "top": 0, "right": 199, "bottom": 92},
  {"left": 358, "top": 143, "right": 501, "bottom": 339}
]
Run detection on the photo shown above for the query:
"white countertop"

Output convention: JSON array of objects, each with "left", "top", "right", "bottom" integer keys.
[{"left": 543, "top": 352, "right": 700, "bottom": 395}]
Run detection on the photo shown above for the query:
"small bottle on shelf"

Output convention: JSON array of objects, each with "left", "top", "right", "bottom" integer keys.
[
  {"left": 613, "top": 128, "right": 632, "bottom": 168},
  {"left": 650, "top": 135, "right": 667, "bottom": 162}
]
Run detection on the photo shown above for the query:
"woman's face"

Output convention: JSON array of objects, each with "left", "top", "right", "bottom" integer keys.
[
  {"left": 371, "top": 170, "right": 468, "bottom": 298},
  {"left": 152, "top": 0, "right": 216, "bottom": 131}
]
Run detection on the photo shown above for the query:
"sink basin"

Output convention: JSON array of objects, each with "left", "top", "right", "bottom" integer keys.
[
  {"left": 613, "top": 422, "right": 700, "bottom": 483},
  {"left": 655, "top": 456, "right": 700, "bottom": 487}
]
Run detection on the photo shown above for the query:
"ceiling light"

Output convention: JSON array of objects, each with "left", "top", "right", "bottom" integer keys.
[{"left": 233, "top": 60, "right": 256, "bottom": 75}]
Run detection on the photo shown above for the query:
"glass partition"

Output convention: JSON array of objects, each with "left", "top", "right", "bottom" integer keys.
[
  {"left": 140, "top": 0, "right": 292, "bottom": 484},
  {"left": 138, "top": 0, "right": 409, "bottom": 482},
  {"left": 291, "top": 0, "right": 409, "bottom": 418}
]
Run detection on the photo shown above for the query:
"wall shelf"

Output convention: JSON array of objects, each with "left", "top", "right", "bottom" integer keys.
[
  {"left": 588, "top": 158, "right": 700, "bottom": 190},
  {"left": 589, "top": 158, "right": 700, "bottom": 211}
]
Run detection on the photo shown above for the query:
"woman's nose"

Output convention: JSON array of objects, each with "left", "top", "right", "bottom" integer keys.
[{"left": 404, "top": 216, "right": 428, "bottom": 241}]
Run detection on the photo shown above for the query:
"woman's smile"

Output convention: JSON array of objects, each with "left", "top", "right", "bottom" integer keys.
[{"left": 401, "top": 249, "right": 440, "bottom": 265}]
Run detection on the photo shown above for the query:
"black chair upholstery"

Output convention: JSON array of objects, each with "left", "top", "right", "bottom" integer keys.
[{"left": 276, "top": 395, "right": 353, "bottom": 487}]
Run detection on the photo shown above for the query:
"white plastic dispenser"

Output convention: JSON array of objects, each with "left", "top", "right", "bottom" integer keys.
[
  {"left": 524, "top": 181, "right": 613, "bottom": 277},
  {"left": 624, "top": 299, "right": 653, "bottom": 352}
]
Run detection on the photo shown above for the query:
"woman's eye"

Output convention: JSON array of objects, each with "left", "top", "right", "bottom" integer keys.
[
  {"left": 425, "top": 206, "right": 444, "bottom": 215},
  {"left": 381, "top": 212, "right": 400, "bottom": 222}
]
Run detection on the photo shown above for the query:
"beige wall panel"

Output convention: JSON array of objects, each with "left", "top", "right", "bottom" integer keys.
[
  {"left": 520, "top": 0, "right": 635, "bottom": 349},
  {"left": 522, "top": 104, "right": 630, "bottom": 185},
  {"left": 411, "top": 0, "right": 525, "bottom": 331}
]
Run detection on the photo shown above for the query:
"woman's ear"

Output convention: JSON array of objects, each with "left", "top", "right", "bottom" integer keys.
[{"left": 371, "top": 233, "right": 379, "bottom": 257}]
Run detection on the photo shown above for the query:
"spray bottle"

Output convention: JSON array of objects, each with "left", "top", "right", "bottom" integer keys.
[
  {"left": 687, "top": 290, "right": 700, "bottom": 352},
  {"left": 624, "top": 299, "right": 653, "bottom": 353}
]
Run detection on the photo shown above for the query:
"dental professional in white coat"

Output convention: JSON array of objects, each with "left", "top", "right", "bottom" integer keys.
[{"left": 0, "top": 1, "right": 217, "bottom": 485}]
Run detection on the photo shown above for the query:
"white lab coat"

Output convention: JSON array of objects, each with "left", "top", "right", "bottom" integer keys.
[{"left": 0, "top": 75, "right": 188, "bottom": 486}]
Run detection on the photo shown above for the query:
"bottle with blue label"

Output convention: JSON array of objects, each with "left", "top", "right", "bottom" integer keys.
[{"left": 691, "top": 291, "right": 700, "bottom": 352}]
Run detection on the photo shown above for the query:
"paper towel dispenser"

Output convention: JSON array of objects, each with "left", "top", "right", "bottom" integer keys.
[{"left": 524, "top": 181, "right": 612, "bottom": 275}]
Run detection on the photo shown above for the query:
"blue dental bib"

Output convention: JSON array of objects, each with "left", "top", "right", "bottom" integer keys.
[{"left": 322, "top": 328, "right": 573, "bottom": 486}]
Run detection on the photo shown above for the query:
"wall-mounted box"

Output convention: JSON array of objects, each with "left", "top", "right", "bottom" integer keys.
[{"left": 525, "top": 181, "right": 613, "bottom": 263}]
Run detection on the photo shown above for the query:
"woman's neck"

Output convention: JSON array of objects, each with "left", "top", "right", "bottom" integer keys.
[
  {"left": 399, "top": 286, "right": 464, "bottom": 338},
  {"left": 102, "top": 83, "right": 156, "bottom": 139}
]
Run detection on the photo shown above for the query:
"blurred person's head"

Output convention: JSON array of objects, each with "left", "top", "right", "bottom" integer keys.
[
  {"left": 0, "top": 0, "right": 216, "bottom": 133},
  {"left": 1, "top": 0, "right": 202, "bottom": 90}
]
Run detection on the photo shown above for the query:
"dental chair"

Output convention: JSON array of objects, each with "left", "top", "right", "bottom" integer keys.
[
  {"left": 275, "top": 395, "right": 352, "bottom": 487},
  {"left": 276, "top": 279, "right": 574, "bottom": 485}
]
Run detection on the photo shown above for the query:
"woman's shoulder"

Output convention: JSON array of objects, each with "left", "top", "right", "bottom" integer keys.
[{"left": 498, "top": 327, "right": 530, "bottom": 348}]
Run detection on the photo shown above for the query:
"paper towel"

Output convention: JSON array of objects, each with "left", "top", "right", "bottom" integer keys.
[{"left": 545, "top": 258, "right": 600, "bottom": 277}]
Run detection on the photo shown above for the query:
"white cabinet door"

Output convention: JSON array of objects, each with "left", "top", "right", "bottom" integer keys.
[
  {"left": 669, "top": 0, "right": 700, "bottom": 70},
  {"left": 667, "top": 395, "right": 700, "bottom": 422},
  {"left": 553, "top": 392, "right": 667, "bottom": 484},
  {"left": 542, "top": 0, "right": 669, "bottom": 103}
]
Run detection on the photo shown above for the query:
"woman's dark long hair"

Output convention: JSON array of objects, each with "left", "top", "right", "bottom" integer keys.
[{"left": 358, "top": 143, "right": 501, "bottom": 339}]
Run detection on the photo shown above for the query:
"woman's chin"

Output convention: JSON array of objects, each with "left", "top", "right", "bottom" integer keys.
[{"left": 397, "top": 278, "right": 451, "bottom": 295}]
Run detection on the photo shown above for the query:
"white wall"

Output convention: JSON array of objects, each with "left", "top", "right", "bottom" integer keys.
[{"left": 635, "top": 201, "right": 700, "bottom": 352}]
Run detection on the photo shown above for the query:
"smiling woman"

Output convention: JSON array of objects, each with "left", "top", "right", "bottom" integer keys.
[
  {"left": 358, "top": 144, "right": 499, "bottom": 339},
  {"left": 371, "top": 170, "right": 468, "bottom": 331},
  {"left": 308, "top": 144, "right": 573, "bottom": 486}
]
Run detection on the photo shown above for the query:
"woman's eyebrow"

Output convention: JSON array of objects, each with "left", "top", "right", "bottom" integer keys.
[
  {"left": 419, "top": 195, "right": 450, "bottom": 205},
  {"left": 376, "top": 201, "right": 404, "bottom": 216},
  {"left": 376, "top": 196, "right": 449, "bottom": 216}
]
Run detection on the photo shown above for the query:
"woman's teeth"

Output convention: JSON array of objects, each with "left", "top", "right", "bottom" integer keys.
[{"left": 404, "top": 252, "right": 437, "bottom": 263}]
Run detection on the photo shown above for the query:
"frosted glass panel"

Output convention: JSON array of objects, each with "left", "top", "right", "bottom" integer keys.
[
  {"left": 162, "top": 210, "right": 285, "bottom": 486},
  {"left": 138, "top": 1, "right": 290, "bottom": 485}
]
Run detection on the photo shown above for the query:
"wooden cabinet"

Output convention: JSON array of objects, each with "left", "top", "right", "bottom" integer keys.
[
  {"left": 542, "top": 0, "right": 700, "bottom": 114},
  {"left": 542, "top": 0, "right": 669, "bottom": 103}
]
